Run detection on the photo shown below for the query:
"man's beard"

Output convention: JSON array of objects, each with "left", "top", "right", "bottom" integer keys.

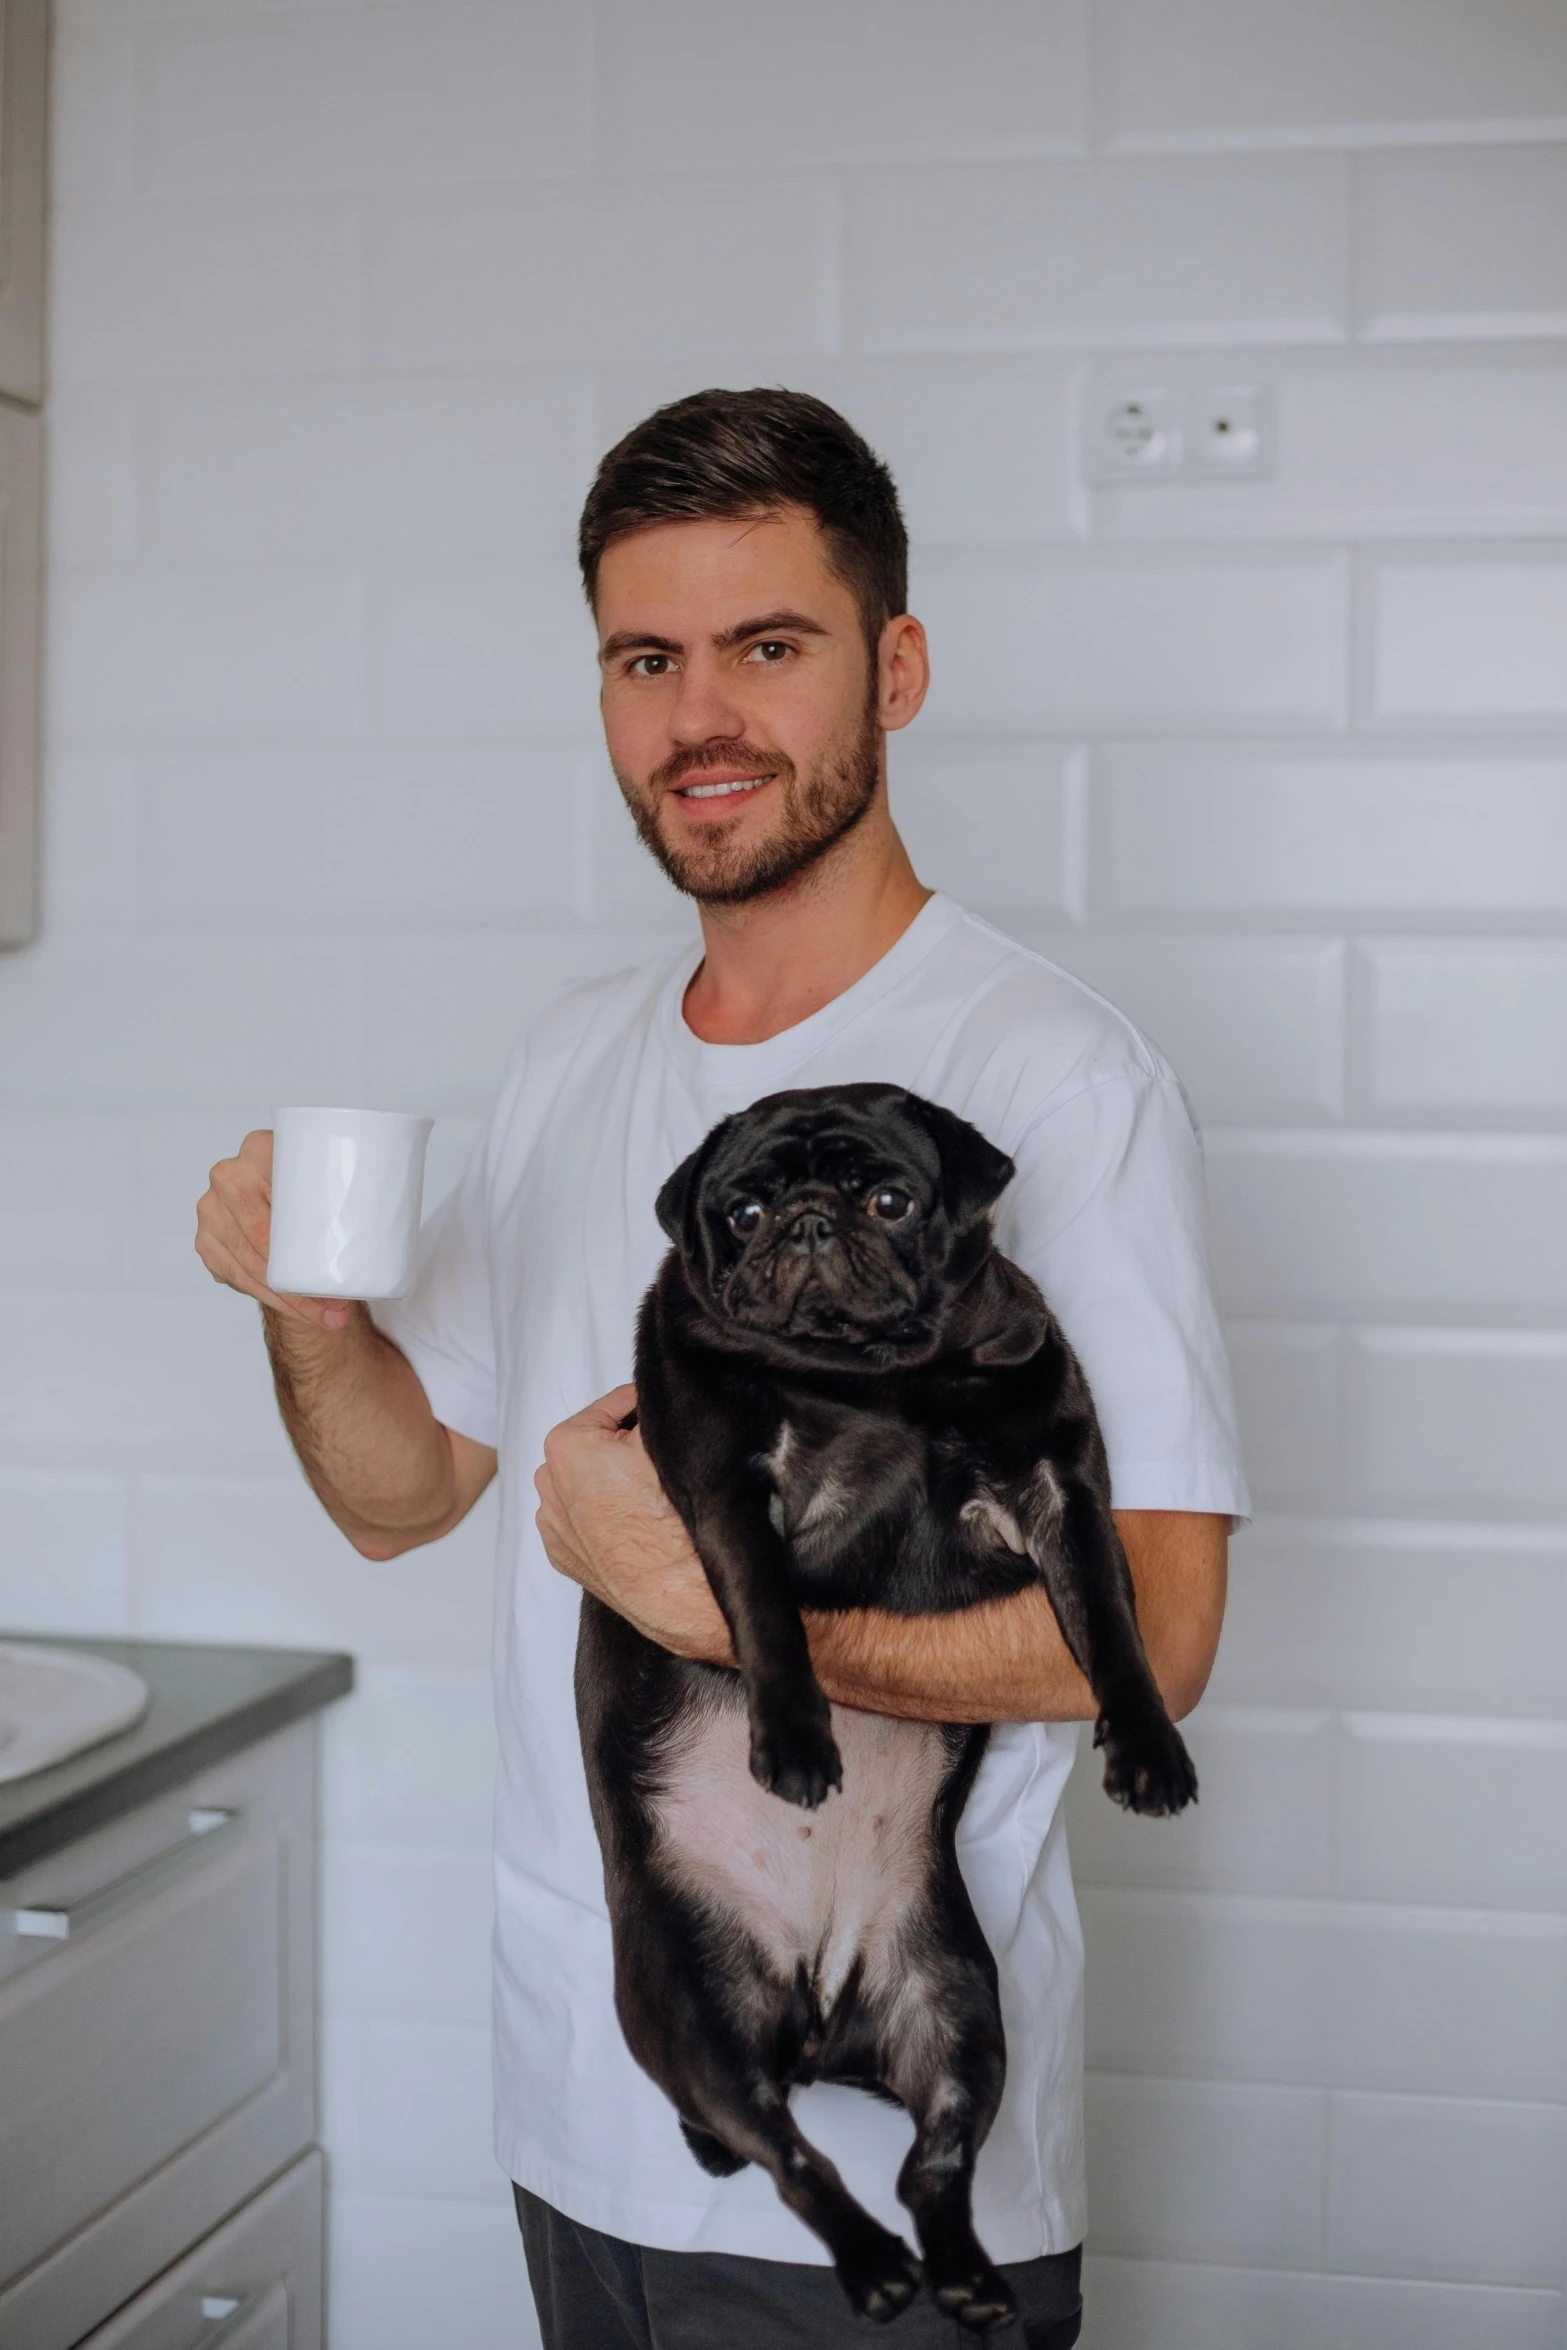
[{"left": 613, "top": 694, "right": 882, "bottom": 907}]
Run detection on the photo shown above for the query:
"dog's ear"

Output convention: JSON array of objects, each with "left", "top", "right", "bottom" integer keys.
[
  {"left": 970, "top": 1260, "right": 1051, "bottom": 1366},
  {"left": 915, "top": 1098, "right": 1016, "bottom": 1233},
  {"left": 655, "top": 1126, "right": 724, "bottom": 1256}
]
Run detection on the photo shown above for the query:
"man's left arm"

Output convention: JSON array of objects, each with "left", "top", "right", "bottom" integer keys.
[
  {"left": 536, "top": 1389, "right": 1227, "bottom": 1728},
  {"left": 804, "top": 1508, "right": 1225, "bottom": 1724}
]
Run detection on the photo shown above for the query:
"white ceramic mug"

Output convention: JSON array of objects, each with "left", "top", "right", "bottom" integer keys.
[{"left": 266, "top": 1107, "right": 433, "bottom": 1301}]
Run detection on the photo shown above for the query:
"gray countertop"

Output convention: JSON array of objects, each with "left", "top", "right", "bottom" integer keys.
[{"left": 0, "top": 1636, "right": 354, "bottom": 1877}]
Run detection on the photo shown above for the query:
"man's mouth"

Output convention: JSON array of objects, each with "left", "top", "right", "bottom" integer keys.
[{"left": 677, "top": 775, "right": 773, "bottom": 800}]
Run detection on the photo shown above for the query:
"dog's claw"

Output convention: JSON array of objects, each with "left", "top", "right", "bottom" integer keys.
[
  {"left": 936, "top": 2269, "right": 1019, "bottom": 2332},
  {"left": 1097, "top": 1712, "right": 1198, "bottom": 1817},
  {"left": 838, "top": 2234, "right": 922, "bottom": 2324}
]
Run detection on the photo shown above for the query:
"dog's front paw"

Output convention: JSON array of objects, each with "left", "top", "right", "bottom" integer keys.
[
  {"left": 750, "top": 1698, "right": 842, "bottom": 1809},
  {"left": 1097, "top": 1710, "right": 1198, "bottom": 1817}
]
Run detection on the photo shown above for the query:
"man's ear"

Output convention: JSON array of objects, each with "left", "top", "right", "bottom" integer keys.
[
  {"left": 915, "top": 1098, "right": 1016, "bottom": 1233},
  {"left": 654, "top": 1126, "right": 723, "bottom": 1256}
]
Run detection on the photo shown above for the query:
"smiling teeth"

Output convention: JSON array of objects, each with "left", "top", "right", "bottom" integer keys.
[{"left": 682, "top": 777, "right": 769, "bottom": 798}]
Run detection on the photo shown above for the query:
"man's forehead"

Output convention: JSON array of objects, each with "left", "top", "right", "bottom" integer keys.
[{"left": 593, "top": 507, "right": 853, "bottom": 641}]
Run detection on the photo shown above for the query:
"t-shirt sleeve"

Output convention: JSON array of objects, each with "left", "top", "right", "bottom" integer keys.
[
  {"left": 373, "top": 1126, "right": 499, "bottom": 1450},
  {"left": 995, "top": 1070, "right": 1250, "bottom": 1522}
]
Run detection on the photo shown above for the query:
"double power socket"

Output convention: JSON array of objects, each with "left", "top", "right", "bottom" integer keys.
[{"left": 1082, "top": 364, "right": 1277, "bottom": 487}]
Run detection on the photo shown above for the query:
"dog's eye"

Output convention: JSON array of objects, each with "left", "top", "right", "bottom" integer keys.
[
  {"left": 728, "top": 1200, "right": 764, "bottom": 1237},
  {"left": 867, "top": 1186, "right": 914, "bottom": 1223}
]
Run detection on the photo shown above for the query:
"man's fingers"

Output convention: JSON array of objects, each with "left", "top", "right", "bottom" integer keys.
[
  {"left": 213, "top": 1257, "right": 344, "bottom": 1329},
  {"left": 564, "top": 1382, "right": 638, "bottom": 1436},
  {"left": 196, "top": 1187, "right": 280, "bottom": 1300},
  {"left": 201, "top": 1197, "right": 269, "bottom": 1285},
  {"left": 533, "top": 1462, "right": 574, "bottom": 1548},
  {"left": 534, "top": 1471, "right": 594, "bottom": 1591},
  {"left": 237, "top": 1127, "right": 275, "bottom": 1179},
  {"left": 194, "top": 1221, "right": 349, "bottom": 1330},
  {"left": 198, "top": 1156, "right": 273, "bottom": 1278},
  {"left": 195, "top": 1130, "right": 348, "bottom": 1333}
]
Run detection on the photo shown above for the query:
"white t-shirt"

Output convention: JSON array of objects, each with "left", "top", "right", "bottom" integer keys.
[{"left": 379, "top": 892, "right": 1249, "bottom": 2263}]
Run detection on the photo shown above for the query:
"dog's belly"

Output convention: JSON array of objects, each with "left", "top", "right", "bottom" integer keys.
[{"left": 650, "top": 1690, "right": 951, "bottom": 2012}]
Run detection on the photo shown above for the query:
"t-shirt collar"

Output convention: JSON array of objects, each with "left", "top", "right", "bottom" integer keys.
[{"left": 659, "top": 891, "right": 964, "bottom": 1107}]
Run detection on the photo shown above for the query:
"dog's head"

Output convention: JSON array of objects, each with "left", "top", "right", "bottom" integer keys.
[{"left": 655, "top": 1084, "right": 1041, "bottom": 1370}]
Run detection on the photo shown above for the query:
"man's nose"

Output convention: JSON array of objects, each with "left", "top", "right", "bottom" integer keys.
[{"left": 667, "top": 652, "right": 746, "bottom": 743}]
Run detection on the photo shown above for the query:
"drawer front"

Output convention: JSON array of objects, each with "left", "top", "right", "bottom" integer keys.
[
  {"left": 0, "top": 1724, "right": 317, "bottom": 2350},
  {"left": 77, "top": 2150, "right": 321, "bottom": 2350},
  {"left": 0, "top": 1822, "right": 282, "bottom": 2279}
]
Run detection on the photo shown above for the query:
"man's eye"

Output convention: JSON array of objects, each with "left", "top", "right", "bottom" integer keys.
[
  {"left": 867, "top": 1187, "right": 914, "bottom": 1223},
  {"left": 728, "top": 1200, "right": 764, "bottom": 1236},
  {"left": 745, "top": 641, "right": 792, "bottom": 664},
  {"left": 629, "top": 654, "right": 673, "bottom": 678}
]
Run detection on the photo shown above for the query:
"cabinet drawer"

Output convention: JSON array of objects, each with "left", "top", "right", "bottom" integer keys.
[
  {"left": 0, "top": 1725, "right": 317, "bottom": 2350},
  {"left": 0, "top": 1814, "right": 282, "bottom": 2281},
  {"left": 78, "top": 2150, "right": 321, "bottom": 2350}
]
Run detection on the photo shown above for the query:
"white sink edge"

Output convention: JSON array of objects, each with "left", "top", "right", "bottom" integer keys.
[{"left": 0, "top": 1643, "right": 151, "bottom": 1785}]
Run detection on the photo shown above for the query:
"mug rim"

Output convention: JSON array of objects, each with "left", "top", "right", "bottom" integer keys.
[{"left": 272, "top": 1104, "right": 433, "bottom": 1128}]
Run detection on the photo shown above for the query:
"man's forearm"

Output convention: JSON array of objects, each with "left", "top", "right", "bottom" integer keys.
[
  {"left": 534, "top": 1399, "right": 1227, "bottom": 1729},
  {"left": 804, "top": 1512, "right": 1227, "bottom": 1727},
  {"left": 803, "top": 1585, "right": 1090, "bottom": 1725},
  {"left": 262, "top": 1304, "right": 475, "bottom": 1559}
]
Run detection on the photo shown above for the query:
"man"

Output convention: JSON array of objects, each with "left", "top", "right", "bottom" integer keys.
[{"left": 196, "top": 389, "right": 1247, "bottom": 2349}]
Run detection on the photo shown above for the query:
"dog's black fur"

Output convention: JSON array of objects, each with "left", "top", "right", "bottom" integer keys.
[{"left": 575, "top": 1083, "right": 1196, "bottom": 2330}]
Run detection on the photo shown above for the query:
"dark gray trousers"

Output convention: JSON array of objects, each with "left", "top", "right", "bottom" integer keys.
[{"left": 514, "top": 2186, "right": 1083, "bottom": 2350}]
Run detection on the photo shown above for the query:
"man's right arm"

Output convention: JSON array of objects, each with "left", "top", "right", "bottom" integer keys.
[{"left": 195, "top": 1131, "right": 496, "bottom": 1560}]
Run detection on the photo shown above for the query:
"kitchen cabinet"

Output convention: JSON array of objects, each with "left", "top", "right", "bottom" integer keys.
[
  {"left": 0, "top": 1642, "right": 352, "bottom": 2350},
  {"left": 76, "top": 2153, "right": 322, "bottom": 2350}
]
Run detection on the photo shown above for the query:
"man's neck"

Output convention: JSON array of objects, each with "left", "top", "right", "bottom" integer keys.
[{"left": 681, "top": 806, "right": 932, "bottom": 1047}]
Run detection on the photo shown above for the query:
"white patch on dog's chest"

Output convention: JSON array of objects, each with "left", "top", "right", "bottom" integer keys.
[{"left": 650, "top": 1695, "right": 950, "bottom": 2011}]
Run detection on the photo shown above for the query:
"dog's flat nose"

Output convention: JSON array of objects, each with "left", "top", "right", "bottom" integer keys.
[{"left": 790, "top": 1211, "right": 835, "bottom": 1251}]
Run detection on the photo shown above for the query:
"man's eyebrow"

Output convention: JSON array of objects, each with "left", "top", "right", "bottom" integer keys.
[
  {"left": 598, "top": 611, "right": 832, "bottom": 666},
  {"left": 598, "top": 629, "right": 683, "bottom": 664},
  {"left": 712, "top": 610, "right": 830, "bottom": 652}
]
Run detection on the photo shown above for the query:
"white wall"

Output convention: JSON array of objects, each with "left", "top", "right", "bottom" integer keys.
[{"left": 4, "top": 4, "right": 1566, "bottom": 2345}]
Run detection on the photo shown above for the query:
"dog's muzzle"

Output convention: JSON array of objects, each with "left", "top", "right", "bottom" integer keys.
[{"left": 780, "top": 1207, "right": 839, "bottom": 1256}]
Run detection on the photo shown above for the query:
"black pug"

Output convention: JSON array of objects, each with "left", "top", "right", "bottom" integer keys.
[{"left": 576, "top": 1082, "right": 1196, "bottom": 2332}]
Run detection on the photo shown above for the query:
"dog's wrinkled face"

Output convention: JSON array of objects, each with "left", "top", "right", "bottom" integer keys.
[{"left": 656, "top": 1084, "right": 1017, "bottom": 1367}]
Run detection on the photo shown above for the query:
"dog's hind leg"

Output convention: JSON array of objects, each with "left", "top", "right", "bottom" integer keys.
[
  {"left": 678, "top": 2118, "right": 748, "bottom": 2177},
  {"left": 691, "top": 2077, "right": 922, "bottom": 2325},
  {"left": 883, "top": 1976, "right": 1016, "bottom": 2334}
]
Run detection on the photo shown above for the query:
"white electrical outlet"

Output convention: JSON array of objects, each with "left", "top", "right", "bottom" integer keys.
[
  {"left": 1191, "top": 381, "right": 1273, "bottom": 478},
  {"left": 1083, "top": 368, "right": 1276, "bottom": 486},
  {"left": 1086, "top": 385, "right": 1179, "bottom": 480}
]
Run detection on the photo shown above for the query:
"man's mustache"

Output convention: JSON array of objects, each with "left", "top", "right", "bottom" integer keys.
[{"left": 648, "top": 742, "right": 798, "bottom": 795}]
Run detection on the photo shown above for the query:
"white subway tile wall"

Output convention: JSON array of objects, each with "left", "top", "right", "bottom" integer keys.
[
  {"left": 1370, "top": 557, "right": 1567, "bottom": 724},
  {"left": 852, "top": 156, "right": 1353, "bottom": 350},
  {"left": 1, "top": 6, "right": 1558, "bottom": 2344},
  {"left": 1357, "top": 147, "right": 1567, "bottom": 341},
  {"left": 1099, "top": 0, "right": 1567, "bottom": 150}
]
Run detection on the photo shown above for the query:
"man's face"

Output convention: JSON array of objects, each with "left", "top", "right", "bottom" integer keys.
[{"left": 594, "top": 506, "right": 884, "bottom": 906}]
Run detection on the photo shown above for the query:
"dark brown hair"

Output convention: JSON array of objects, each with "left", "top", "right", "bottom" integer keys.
[{"left": 578, "top": 387, "right": 908, "bottom": 650}]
